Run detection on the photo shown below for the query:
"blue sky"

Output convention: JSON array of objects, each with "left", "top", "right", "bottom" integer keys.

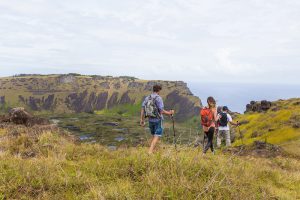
[{"left": 0, "top": 0, "right": 300, "bottom": 84}]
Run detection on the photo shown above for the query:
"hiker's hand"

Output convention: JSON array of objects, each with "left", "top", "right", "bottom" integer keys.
[
  {"left": 170, "top": 110, "right": 175, "bottom": 115},
  {"left": 140, "top": 120, "right": 145, "bottom": 127}
]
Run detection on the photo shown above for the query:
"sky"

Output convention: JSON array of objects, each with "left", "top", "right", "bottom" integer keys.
[{"left": 0, "top": 0, "right": 300, "bottom": 84}]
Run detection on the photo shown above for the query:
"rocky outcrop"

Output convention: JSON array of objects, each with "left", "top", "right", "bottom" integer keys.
[
  {"left": 119, "top": 91, "right": 134, "bottom": 105},
  {"left": 165, "top": 90, "right": 200, "bottom": 121},
  {"left": 245, "top": 100, "right": 272, "bottom": 113},
  {"left": 95, "top": 92, "right": 109, "bottom": 110},
  {"left": 107, "top": 92, "right": 119, "bottom": 109},
  {"left": 43, "top": 94, "right": 55, "bottom": 110},
  {"left": 0, "top": 107, "right": 50, "bottom": 126},
  {"left": 113, "top": 82, "right": 121, "bottom": 89},
  {"left": 18, "top": 95, "right": 56, "bottom": 111},
  {"left": 144, "top": 81, "right": 159, "bottom": 91},
  {"left": 9, "top": 107, "right": 32, "bottom": 125},
  {"left": 65, "top": 91, "right": 111, "bottom": 112},
  {"left": 99, "top": 82, "right": 110, "bottom": 89},
  {"left": 0, "top": 96, "right": 5, "bottom": 105},
  {"left": 128, "top": 82, "right": 143, "bottom": 89},
  {"left": 58, "top": 74, "right": 76, "bottom": 84},
  {"left": 65, "top": 90, "right": 89, "bottom": 112}
]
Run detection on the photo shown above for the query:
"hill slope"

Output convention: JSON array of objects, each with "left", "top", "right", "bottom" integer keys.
[
  {"left": 0, "top": 74, "right": 201, "bottom": 121},
  {"left": 234, "top": 98, "right": 300, "bottom": 157}
]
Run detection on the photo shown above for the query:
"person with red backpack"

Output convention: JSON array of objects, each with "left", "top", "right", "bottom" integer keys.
[{"left": 200, "top": 96, "right": 219, "bottom": 155}]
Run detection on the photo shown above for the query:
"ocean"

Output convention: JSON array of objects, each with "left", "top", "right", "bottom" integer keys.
[{"left": 187, "top": 82, "right": 300, "bottom": 113}]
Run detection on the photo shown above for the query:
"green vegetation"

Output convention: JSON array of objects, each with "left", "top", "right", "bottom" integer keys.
[
  {"left": 0, "top": 103, "right": 9, "bottom": 113},
  {"left": 95, "top": 103, "right": 142, "bottom": 117},
  {"left": 1, "top": 80, "right": 300, "bottom": 199},
  {"left": 234, "top": 98, "right": 300, "bottom": 157},
  {"left": 0, "top": 127, "right": 299, "bottom": 199},
  {"left": 0, "top": 74, "right": 200, "bottom": 117},
  {"left": 39, "top": 110, "right": 201, "bottom": 148}
]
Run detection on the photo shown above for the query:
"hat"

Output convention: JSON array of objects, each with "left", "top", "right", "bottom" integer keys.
[{"left": 223, "top": 106, "right": 229, "bottom": 111}]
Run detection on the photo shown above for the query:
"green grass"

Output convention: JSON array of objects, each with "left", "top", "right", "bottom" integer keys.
[
  {"left": 0, "top": 128, "right": 299, "bottom": 199},
  {"left": 233, "top": 98, "right": 300, "bottom": 156},
  {"left": 95, "top": 103, "right": 142, "bottom": 117}
]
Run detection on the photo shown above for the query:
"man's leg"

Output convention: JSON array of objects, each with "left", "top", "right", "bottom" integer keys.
[
  {"left": 225, "top": 130, "right": 231, "bottom": 147},
  {"left": 149, "top": 136, "right": 160, "bottom": 154},
  {"left": 148, "top": 121, "right": 163, "bottom": 154}
]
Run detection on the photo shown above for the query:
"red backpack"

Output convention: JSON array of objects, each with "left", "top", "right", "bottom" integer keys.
[{"left": 200, "top": 107, "right": 214, "bottom": 127}]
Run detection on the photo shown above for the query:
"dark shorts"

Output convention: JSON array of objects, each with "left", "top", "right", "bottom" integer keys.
[{"left": 149, "top": 120, "right": 163, "bottom": 137}]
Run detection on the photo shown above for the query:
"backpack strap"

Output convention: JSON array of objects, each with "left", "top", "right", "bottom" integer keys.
[{"left": 153, "top": 96, "right": 161, "bottom": 118}]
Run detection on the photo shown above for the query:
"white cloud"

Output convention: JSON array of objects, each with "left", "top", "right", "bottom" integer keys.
[{"left": 0, "top": 0, "right": 299, "bottom": 84}]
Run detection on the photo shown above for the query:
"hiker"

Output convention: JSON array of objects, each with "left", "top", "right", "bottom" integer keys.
[
  {"left": 217, "top": 106, "right": 239, "bottom": 148},
  {"left": 140, "top": 85, "right": 175, "bottom": 154},
  {"left": 201, "top": 96, "right": 218, "bottom": 155}
]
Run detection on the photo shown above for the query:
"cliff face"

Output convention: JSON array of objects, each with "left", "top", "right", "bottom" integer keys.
[{"left": 0, "top": 74, "right": 201, "bottom": 120}]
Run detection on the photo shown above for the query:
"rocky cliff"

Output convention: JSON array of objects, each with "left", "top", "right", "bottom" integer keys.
[{"left": 0, "top": 74, "right": 201, "bottom": 120}]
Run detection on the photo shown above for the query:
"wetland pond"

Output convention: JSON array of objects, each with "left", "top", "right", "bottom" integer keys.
[{"left": 48, "top": 113, "right": 201, "bottom": 149}]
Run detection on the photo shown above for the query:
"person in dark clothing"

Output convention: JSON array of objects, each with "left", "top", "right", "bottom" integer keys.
[{"left": 201, "top": 96, "right": 219, "bottom": 155}]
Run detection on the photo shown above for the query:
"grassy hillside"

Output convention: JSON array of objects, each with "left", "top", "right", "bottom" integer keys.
[
  {"left": 0, "top": 126, "right": 299, "bottom": 200},
  {"left": 234, "top": 98, "right": 300, "bottom": 157}
]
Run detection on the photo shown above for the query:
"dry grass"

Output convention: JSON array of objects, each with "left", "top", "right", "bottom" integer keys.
[{"left": 0, "top": 127, "right": 299, "bottom": 200}]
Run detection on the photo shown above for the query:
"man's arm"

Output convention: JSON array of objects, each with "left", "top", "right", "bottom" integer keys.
[
  {"left": 162, "top": 109, "right": 174, "bottom": 115},
  {"left": 157, "top": 97, "right": 174, "bottom": 116},
  {"left": 230, "top": 122, "right": 240, "bottom": 126},
  {"left": 229, "top": 121, "right": 239, "bottom": 126},
  {"left": 228, "top": 115, "right": 239, "bottom": 126}
]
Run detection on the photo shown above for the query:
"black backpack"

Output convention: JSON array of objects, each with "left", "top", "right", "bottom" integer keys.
[{"left": 219, "top": 112, "right": 228, "bottom": 127}]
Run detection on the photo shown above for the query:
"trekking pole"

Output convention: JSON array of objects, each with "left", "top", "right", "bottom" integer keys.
[
  {"left": 170, "top": 113, "right": 177, "bottom": 149},
  {"left": 237, "top": 121, "right": 244, "bottom": 145}
]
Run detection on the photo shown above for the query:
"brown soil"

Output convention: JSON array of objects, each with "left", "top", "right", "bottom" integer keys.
[{"left": 223, "top": 141, "right": 284, "bottom": 158}]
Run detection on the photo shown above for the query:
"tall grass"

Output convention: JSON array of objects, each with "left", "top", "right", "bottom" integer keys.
[{"left": 0, "top": 128, "right": 299, "bottom": 199}]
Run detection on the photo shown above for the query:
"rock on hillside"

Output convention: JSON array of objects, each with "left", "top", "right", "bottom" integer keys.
[
  {"left": 245, "top": 100, "right": 272, "bottom": 113},
  {"left": 0, "top": 107, "right": 49, "bottom": 126},
  {"left": 0, "top": 74, "right": 201, "bottom": 121}
]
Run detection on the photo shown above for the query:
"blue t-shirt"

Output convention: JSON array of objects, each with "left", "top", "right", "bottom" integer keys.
[{"left": 142, "top": 93, "right": 164, "bottom": 122}]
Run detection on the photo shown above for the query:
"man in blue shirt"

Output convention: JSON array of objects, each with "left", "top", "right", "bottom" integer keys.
[{"left": 140, "top": 85, "right": 174, "bottom": 154}]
